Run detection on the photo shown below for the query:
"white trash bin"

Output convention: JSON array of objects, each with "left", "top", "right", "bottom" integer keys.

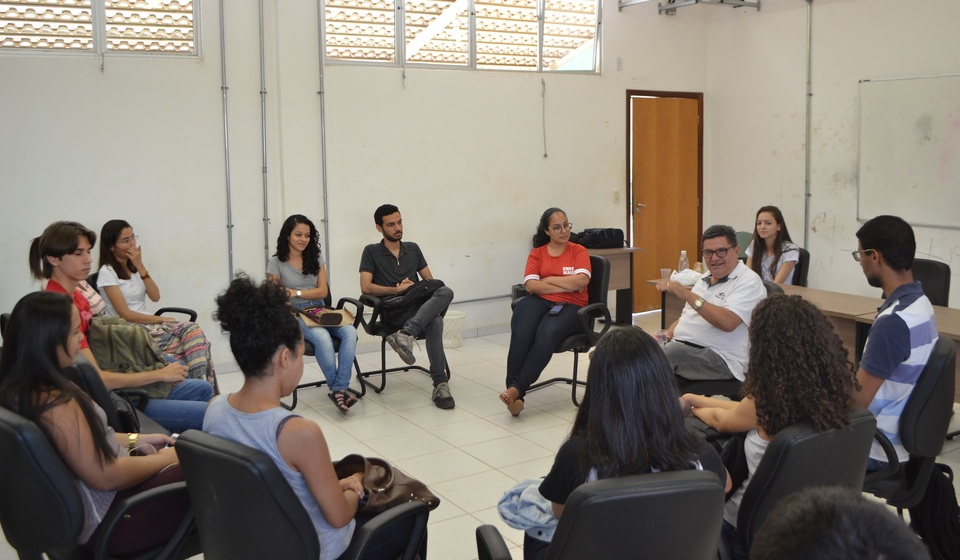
[{"left": 442, "top": 310, "right": 466, "bottom": 348}]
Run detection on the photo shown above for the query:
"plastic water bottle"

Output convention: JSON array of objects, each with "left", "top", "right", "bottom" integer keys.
[{"left": 678, "top": 250, "right": 689, "bottom": 272}]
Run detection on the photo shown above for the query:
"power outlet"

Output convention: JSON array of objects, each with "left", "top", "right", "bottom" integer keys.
[{"left": 613, "top": 191, "right": 620, "bottom": 203}]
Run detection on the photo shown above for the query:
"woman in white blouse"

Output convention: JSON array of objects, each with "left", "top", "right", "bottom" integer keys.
[{"left": 97, "top": 219, "right": 217, "bottom": 388}]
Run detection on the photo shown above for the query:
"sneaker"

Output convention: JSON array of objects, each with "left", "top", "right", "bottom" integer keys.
[
  {"left": 432, "top": 382, "right": 456, "bottom": 409},
  {"left": 386, "top": 331, "right": 416, "bottom": 365}
]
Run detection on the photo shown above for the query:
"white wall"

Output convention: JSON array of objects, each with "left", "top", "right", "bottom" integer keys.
[
  {"left": 0, "top": 0, "right": 706, "bottom": 367},
  {"left": 704, "top": 0, "right": 960, "bottom": 301},
  {"left": 3, "top": 0, "right": 957, "bottom": 369}
]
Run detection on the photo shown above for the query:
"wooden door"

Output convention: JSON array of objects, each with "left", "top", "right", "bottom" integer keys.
[{"left": 629, "top": 93, "right": 703, "bottom": 312}]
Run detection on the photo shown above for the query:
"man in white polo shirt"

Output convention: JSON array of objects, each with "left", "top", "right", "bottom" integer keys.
[{"left": 657, "top": 224, "right": 766, "bottom": 387}]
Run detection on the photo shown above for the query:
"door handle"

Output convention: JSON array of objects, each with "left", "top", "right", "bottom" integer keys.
[{"left": 634, "top": 203, "right": 647, "bottom": 213}]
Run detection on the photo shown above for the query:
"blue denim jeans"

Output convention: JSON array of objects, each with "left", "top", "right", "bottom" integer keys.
[
  {"left": 399, "top": 286, "right": 453, "bottom": 385},
  {"left": 298, "top": 318, "right": 357, "bottom": 392},
  {"left": 506, "top": 295, "right": 581, "bottom": 398},
  {"left": 142, "top": 378, "right": 213, "bottom": 433}
]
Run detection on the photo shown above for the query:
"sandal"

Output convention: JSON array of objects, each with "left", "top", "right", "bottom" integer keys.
[
  {"left": 343, "top": 391, "right": 359, "bottom": 408},
  {"left": 328, "top": 391, "right": 350, "bottom": 414},
  {"left": 507, "top": 399, "right": 524, "bottom": 417}
]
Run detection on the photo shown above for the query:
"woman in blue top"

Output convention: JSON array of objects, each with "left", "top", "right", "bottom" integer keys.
[
  {"left": 267, "top": 215, "right": 358, "bottom": 413},
  {"left": 745, "top": 206, "right": 800, "bottom": 285}
]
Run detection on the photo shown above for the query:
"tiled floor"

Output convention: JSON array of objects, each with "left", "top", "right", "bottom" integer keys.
[{"left": 3, "top": 311, "right": 960, "bottom": 559}]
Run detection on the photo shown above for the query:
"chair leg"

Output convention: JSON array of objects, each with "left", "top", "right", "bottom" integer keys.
[
  {"left": 525, "top": 350, "right": 587, "bottom": 407},
  {"left": 357, "top": 338, "right": 437, "bottom": 394}
]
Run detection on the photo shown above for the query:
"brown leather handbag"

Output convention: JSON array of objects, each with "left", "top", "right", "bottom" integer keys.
[{"left": 334, "top": 454, "right": 440, "bottom": 513}]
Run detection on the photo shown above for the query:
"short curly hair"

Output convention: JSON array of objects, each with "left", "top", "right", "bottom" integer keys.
[{"left": 742, "top": 294, "right": 859, "bottom": 434}]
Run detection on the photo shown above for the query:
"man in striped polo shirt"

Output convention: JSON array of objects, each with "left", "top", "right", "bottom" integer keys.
[{"left": 853, "top": 215, "right": 939, "bottom": 471}]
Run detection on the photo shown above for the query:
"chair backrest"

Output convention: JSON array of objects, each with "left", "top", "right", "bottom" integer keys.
[
  {"left": 176, "top": 429, "right": 320, "bottom": 560},
  {"left": 736, "top": 408, "right": 877, "bottom": 552},
  {"left": 0, "top": 406, "right": 84, "bottom": 555},
  {"left": 737, "top": 231, "right": 752, "bottom": 261},
  {"left": 62, "top": 362, "right": 125, "bottom": 432},
  {"left": 792, "top": 248, "right": 810, "bottom": 287},
  {"left": 546, "top": 470, "right": 724, "bottom": 560},
  {"left": 761, "top": 280, "right": 783, "bottom": 296},
  {"left": 900, "top": 334, "right": 956, "bottom": 459},
  {"left": 913, "top": 258, "right": 951, "bottom": 307},
  {"left": 586, "top": 254, "right": 611, "bottom": 306}
]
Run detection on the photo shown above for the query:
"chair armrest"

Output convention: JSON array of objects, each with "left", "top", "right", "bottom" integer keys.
[
  {"left": 114, "top": 389, "right": 153, "bottom": 412},
  {"left": 863, "top": 428, "right": 902, "bottom": 484},
  {"left": 476, "top": 524, "right": 512, "bottom": 560},
  {"left": 93, "top": 481, "right": 195, "bottom": 560},
  {"left": 335, "top": 297, "right": 365, "bottom": 329},
  {"left": 576, "top": 302, "right": 612, "bottom": 343},
  {"left": 156, "top": 307, "right": 198, "bottom": 322},
  {"left": 341, "top": 501, "right": 429, "bottom": 560},
  {"left": 358, "top": 294, "right": 384, "bottom": 334}
]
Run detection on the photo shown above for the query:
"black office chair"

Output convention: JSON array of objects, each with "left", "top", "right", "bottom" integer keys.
[
  {"left": 735, "top": 409, "right": 877, "bottom": 554},
  {"left": 792, "top": 248, "right": 810, "bottom": 287},
  {"left": 476, "top": 470, "right": 724, "bottom": 560},
  {"left": 913, "top": 258, "right": 951, "bottom": 307},
  {"left": 0, "top": 406, "right": 199, "bottom": 560},
  {"left": 356, "top": 293, "right": 451, "bottom": 394},
  {"left": 737, "top": 231, "right": 752, "bottom": 262},
  {"left": 863, "top": 334, "right": 956, "bottom": 511},
  {"left": 63, "top": 362, "right": 169, "bottom": 435},
  {"left": 177, "top": 430, "right": 429, "bottom": 560},
  {"left": 514, "top": 254, "right": 612, "bottom": 407},
  {"left": 88, "top": 272, "right": 198, "bottom": 322},
  {"left": 287, "top": 291, "right": 366, "bottom": 409}
]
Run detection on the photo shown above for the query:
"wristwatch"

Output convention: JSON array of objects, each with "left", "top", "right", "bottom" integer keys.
[
  {"left": 295, "top": 290, "right": 302, "bottom": 298},
  {"left": 693, "top": 297, "right": 705, "bottom": 310}
]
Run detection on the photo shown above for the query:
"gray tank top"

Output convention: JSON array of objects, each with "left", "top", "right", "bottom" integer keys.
[{"left": 204, "top": 395, "right": 354, "bottom": 559}]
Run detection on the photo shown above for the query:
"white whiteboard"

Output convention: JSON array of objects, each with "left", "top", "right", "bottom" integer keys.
[{"left": 858, "top": 75, "right": 960, "bottom": 229}]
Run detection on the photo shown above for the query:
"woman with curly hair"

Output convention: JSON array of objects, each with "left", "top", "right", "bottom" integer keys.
[
  {"left": 266, "top": 215, "right": 358, "bottom": 413},
  {"left": 680, "top": 294, "right": 858, "bottom": 559},
  {"left": 745, "top": 206, "right": 800, "bottom": 284}
]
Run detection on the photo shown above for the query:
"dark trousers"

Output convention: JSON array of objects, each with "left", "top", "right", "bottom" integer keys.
[{"left": 506, "top": 295, "right": 581, "bottom": 398}]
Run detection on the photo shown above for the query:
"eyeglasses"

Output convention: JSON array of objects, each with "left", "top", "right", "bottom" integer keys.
[
  {"left": 851, "top": 249, "right": 875, "bottom": 262},
  {"left": 702, "top": 246, "right": 734, "bottom": 259},
  {"left": 550, "top": 223, "right": 573, "bottom": 234},
  {"left": 118, "top": 235, "right": 139, "bottom": 245}
]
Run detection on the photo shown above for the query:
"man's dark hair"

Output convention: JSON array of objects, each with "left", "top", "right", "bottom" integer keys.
[
  {"left": 374, "top": 204, "right": 400, "bottom": 226},
  {"left": 751, "top": 486, "right": 930, "bottom": 560},
  {"left": 702, "top": 224, "right": 737, "bottom": 248},
  {"left": 856, "top": 215, "right": 915, "bottom": 272}
]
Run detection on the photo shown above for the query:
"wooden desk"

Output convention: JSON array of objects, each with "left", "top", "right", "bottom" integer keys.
[{"left": 590, "top": 247, "right": 643, "bottom": 325}]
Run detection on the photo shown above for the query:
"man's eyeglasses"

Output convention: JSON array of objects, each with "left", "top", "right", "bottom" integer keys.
[
  {"left": 118, "top": 235, "right": 139, "bottom": 245},
  {"left": 702, "top": 246, "right": 734, "bottom": 259},
  {"left": 550, "top": 223, "right": 573, "bottom": 234},
  {"left": 851, "top": 249, "right": 875, "bottom": 262}
]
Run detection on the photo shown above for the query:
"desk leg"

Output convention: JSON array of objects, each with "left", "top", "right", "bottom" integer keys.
[
  {"left": 615, "top": 288, "right": 632, "bottom": 325},
  {"left": 661, "top": 292, "right": 667, "bottom": 329}
]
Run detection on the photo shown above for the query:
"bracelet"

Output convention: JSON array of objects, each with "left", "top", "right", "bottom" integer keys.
[
  {"left": 141, "top": 272, "right": 151, "bottom": 280},
  {"left": 128, "top": 433, "right": 139, "bottom": 451}
]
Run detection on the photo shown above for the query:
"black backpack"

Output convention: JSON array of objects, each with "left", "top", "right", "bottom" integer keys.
[{"left": 909, "top": 463, "right": 960, "bottom": 560}]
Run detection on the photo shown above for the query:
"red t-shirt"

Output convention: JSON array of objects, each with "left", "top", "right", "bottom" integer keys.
[
  {"left": 523, "top": 243, "right": 592, "bottom": 306},
  {"left": 45, "top": 279, "right": 92, "bottom": 349}
]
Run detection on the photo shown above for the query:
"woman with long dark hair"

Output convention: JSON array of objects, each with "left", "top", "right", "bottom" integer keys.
[
  {"left": 681, "top": 294, "right": 859, "bottom": 559},
  {"left": 0, "top": 291, "right": 182, "bottom": 553},
  {"left": 209, "top": 275, "right": 424, "bottom": 559},
  {"left": 526, "top": 326, "right": 728, "bottom": 559},
  {"left": 266, "top": 214, "right": 358, "bottom": 413},
  {"left": 745, "top": 206, "right": 800, "bottom": 284},
  {"left": 97, "top": 219, "right": 217, "bottom": 388},
  {"left": 29, "top": 221, "right": 211, "bottom": 432},
  {"left": 500, "top": 207, "right": 590, "bottom": 416}
]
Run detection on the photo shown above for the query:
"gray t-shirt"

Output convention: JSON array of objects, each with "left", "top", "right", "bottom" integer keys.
[{"left": 266, "top": 255, "right": 326, "bottom": 307}]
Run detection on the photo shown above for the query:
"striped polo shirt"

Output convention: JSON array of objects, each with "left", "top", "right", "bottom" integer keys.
[{"left": 860, "top": 282, "right": 938, "bottom": 462}]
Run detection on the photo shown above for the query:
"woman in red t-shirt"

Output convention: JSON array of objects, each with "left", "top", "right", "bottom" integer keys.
[{"left": 500, "top": 208, "right": 591, "bottom": 416}]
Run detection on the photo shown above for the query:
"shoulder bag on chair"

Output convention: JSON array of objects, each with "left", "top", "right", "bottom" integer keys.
[
  {"left": 380, "top": 279, "right": 445, "bottom": 328},
  {"left": 334, "top": 454, "right": 440, "bottom": 513},
  {"left": 88, "top": 316, "right": 173, "bottom": 399}
]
